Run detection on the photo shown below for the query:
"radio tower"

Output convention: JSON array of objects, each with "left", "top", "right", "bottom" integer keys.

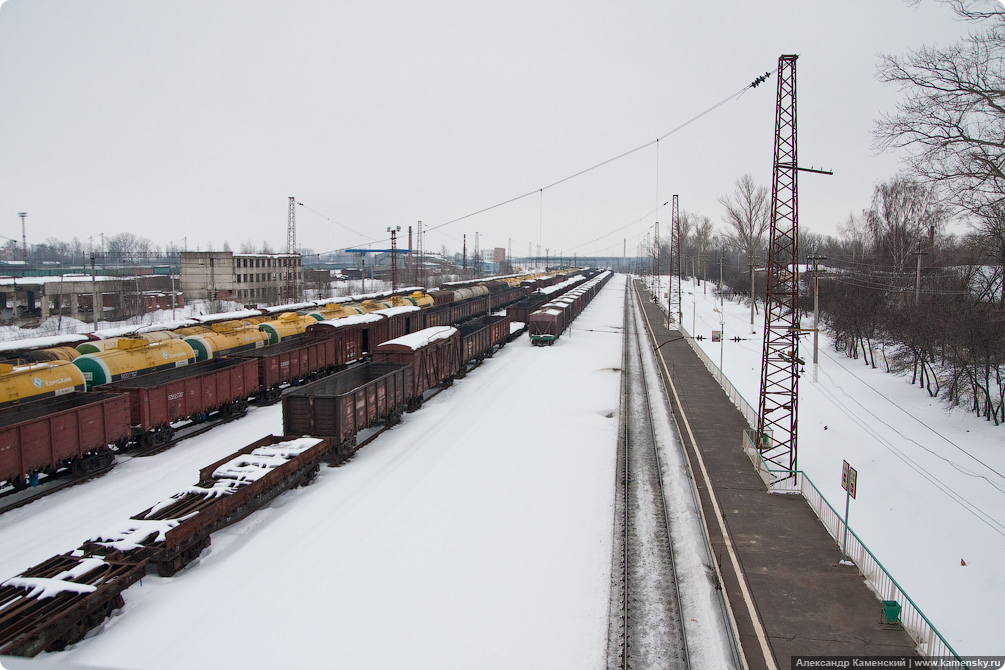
[
  {"left": 285, "top": 197, "right": 298, "bottom": 303},
  {"left": 757, "top": 55, "right": 801, "bottom": 481},
  {"left": 669, "top": 195, "right": 682, "bottom": 327}
]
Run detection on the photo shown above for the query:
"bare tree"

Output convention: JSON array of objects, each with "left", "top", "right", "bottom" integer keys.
[
  {"left": 105, "top": 232, "right": 153, "bottom": 264},
  {"left": 865, "top": 176, "right": 948, "bottom": 272},
  {"left": 693, "top": 215, "right": 715, "bottom": 280},
  {"left": 876, "top": 2, "right": 1005, "bottom": 215},
  {"left": 718, "top": 174, "right": 769, "bottom": 262},
  {"left": 876, "top": 1, "right": 1005, "bottom": 292},
  {"left": 837, "top": 213, "right": 869, "bottom": 263}
]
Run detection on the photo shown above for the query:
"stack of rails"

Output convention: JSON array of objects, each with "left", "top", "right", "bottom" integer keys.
[{"left": 0, "top": 435, "right": 334, "bottom": 657}]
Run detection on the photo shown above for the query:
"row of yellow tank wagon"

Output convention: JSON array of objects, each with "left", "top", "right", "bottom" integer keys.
[
  {"left": 0, "top": 269, "right": 567, "bottom": 408},
  {"left": 0, "top": 291, "right": 439, "bottom": 407}
]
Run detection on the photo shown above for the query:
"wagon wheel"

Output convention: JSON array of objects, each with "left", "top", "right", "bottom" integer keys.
[
  {"left": 140, "top": 431, "right": 159, "bottom": 450},
  {"left": 10, "top": 476, "right": 28, "bottom": 492},
  {"left": 299, "top": 464, "right": 320, "bottom": 487}
]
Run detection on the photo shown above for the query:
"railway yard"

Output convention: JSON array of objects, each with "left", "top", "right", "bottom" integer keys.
[
  {"left": 1, "top": 271, "right": 696, "bottom": 668},
  {"left": 2, "top": 269, "right": 988, "bottom": 668}
]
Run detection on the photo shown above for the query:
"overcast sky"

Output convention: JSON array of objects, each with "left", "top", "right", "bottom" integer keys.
[{"left": 0, "top": 0, "right": 979, "bottom": 261}]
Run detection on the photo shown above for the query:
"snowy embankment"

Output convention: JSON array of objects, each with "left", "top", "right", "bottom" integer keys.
[
  {"left": 657, "top": 276, "right": 1005, "bottom": 655},
  {"left": 1, "top": 277, "right": 627, "bottom": 669}
]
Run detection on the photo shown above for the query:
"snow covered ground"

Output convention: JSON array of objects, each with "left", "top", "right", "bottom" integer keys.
[
  {"left": 1, "top": 277, "right": 628, "bottom": 669},
  {"left": 656, "top": 276, "right": 1005, "bottom": 656}
]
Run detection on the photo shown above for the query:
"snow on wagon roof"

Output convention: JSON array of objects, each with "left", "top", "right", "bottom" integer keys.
[
  {"left": 315, "top": 313, "right": 385, "bottom": 328},
  {"left": 378, "top": 326, "right": 457, "bottom": 351}
]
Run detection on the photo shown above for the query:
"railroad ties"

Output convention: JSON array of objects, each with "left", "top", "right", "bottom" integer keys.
[
  {"left": 606, "top": 286, "right": 690, "bottom": 670},
  {"left": 0, "top": 435, "right": 333, "bottom": 657}
]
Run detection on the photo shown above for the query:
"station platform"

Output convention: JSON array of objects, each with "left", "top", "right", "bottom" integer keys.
[{"left": 632, "top": 281, "right": 918, "bottom": 669}]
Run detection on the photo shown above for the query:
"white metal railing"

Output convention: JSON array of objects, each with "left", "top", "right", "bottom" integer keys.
[{"left": 651, "top": 293, "right": 966, "bottom": 664}]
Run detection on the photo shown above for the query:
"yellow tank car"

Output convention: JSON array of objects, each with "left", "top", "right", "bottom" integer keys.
[
  {"left": 173, "top": 324, "right": 212, "bottom": 337},
  {"left": 72, "top": 338, "right": 197, "bottom": 390},
  {"left": 183, "top": 322, "right": 270, "bottom": 361},
  {"left": 76, "top": 330, "right": 181, "bottom": 354},
  {"left": 258, "top": 313, "right": 318, "bottom": 345},
  {"left": 378, "top": 292, "right": 435, "bottom": 309},
  {"left": 0, "top": 361, "right": 87, "bottom": 408},
  {"left": 306, "top": 303, "right": 357, "bottom": 322},
  {"left": 17, "top": 346, "right": 82, "bottom": 363},
  {"left": 357, "top": 300, "right": 389, "bottom": 314}
]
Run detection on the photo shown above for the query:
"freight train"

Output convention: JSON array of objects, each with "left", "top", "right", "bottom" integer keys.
[
  {"left": 0, "top": 270, "right": 597, "bottom": 493},
  {"left": 0, "top": 268, "right": 613, "bottom": 657}
]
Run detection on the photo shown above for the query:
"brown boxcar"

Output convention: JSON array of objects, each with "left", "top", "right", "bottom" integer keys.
[
  {"left": 305, "top": 312, "right": 386, "bottom": 357},
  {"left": 474, "top": 314, "right": 512, "bottom": 349},
  {"left": 528, "top": 305, "right": 567, "bottom": 346},
  {"left": 381, "top": 305, "right": 423, "bottom": 340},
  {"left": 0, "top": 392, "right": 130, "bottom": 487},
  {"left": 230, "top": 333, "right": 342, "bottom": 404},
  {"left": 282, "top": 362, "right": 411, "bottom": 453},
  {"left": 97, "top": 357, "right": 258, "bottom": 448},
  {"left": 371, "top": 327, "right": 461, "bottom": 409}
]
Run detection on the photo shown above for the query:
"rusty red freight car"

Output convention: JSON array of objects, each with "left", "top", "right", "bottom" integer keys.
[
  {"left": 229, "top": 333, "right": 343, "bottom": 404},
  {"left": 371, "top": 326, "right": 461, "bottom": 410},
  {"left": 457, "top": 321, "right": 493, "bottom": 366},
  {"left": 305, "top": 312, "right": 386, "bottom": 357},
  {"left": 96, "top": 357, "right": 257, "bottom": 449},
  {"left": 282, "top": 362, "right": 411, "bottom": 456},
  {"left": 0, "top": 392, "right": 131, "bottom": 489}
]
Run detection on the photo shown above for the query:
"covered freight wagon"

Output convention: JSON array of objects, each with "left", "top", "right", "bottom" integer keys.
[{"left": 371, "top": 326, "right": 461, "bottom": 410}]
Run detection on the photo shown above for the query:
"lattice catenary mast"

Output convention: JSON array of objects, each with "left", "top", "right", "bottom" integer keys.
[
  {"left": 757, "top": 55, "right": 801, "bottom": 479},
  {"left": 669, "top": 195, "right": 682, "bottom": 327},
  {"left": 285, "top": 196, "right": 298, "bottom": 303}
]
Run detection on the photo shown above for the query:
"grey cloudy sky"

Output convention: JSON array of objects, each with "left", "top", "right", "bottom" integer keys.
[{"left": 0, "top": 0, "right": 976, "bottom": 261}]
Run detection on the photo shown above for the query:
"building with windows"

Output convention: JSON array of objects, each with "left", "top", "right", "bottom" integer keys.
[{"left": 179, "top": 251, "right": 302, "bottom": 305}]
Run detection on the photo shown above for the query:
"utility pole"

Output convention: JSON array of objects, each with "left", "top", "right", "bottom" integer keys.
[
  {"left": 474, "top": 231, "right": 480, "bottom": 278},
  {"left": 654, "top": 220, "right": 660, "bottom": 301},
  {"left": 90, "top": 253, "right": 100, "bottom": 331},
  {"left": 912, "top": 246, "right": 927, "bottom": 306},
  {"left": 18, "top": 212, "right": 27, "bottom": 263},
  {"left": 408, "top": 225, "right": 413, "bottom": 285},
  {"left": 808, "top": 253, "right": 827, "bottom": 365},
  {"left": 416, "top": 221, "right": 423, "bottom": 287},
  {"left": 387, "top": 226, "right": 401, "bottom": 290},
  {"left": 749, "top": 257, "right": 758, "bottom": 334},
  {"left": 462, "top": 235, "right": 467, "bottom": 275}
]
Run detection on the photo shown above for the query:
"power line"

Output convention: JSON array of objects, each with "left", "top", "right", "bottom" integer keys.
[{"left": 422, "top": 67, "right": 776, "bottom": 236}]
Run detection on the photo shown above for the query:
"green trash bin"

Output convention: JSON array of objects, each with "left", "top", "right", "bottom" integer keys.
[{"left": 881, "top": 600, "right": 902, "bottom": 628}]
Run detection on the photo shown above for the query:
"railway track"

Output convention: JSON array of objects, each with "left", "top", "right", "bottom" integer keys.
[
  {"left": 606, "top": 284, "right": 690, "bottom": 670},
  {"left": 0, "top": 347, "right": 500, "bottom": 516}
]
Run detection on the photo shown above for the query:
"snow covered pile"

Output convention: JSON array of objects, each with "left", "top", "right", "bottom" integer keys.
[
  {"left": 91, "top": 517, "right": 193, "bottom": 553},
  {"left": 1, "top": 557, "right": 106, "bottom": 600}
]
